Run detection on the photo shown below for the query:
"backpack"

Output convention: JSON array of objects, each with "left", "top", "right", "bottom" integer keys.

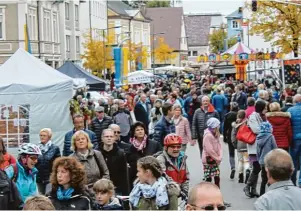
[{"left": 0, "top": 169, "right": 22, "bottom": 210}]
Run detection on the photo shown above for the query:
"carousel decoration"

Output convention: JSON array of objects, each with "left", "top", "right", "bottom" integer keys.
[{"left": 197, "top": 35, "right": 284, "bottom": 80}]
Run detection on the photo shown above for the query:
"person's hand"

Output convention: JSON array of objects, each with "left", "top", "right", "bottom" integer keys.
[{"left": 190, "top": 139, "right": 197, "bottom": 146}]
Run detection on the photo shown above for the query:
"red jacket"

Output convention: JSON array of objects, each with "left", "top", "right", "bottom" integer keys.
[
  {"left": 266, "top": 112, "right": 292, "bottom": 148},
  {"left": 0, "top": 153, "right": 16, "bottom": 170}
]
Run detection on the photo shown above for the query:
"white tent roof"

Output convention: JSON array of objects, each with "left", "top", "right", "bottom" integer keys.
[
  {"left": 0, "top": 48, "right": 73, "bottom": 92},
  {"left": 128, "top": 70, "right": 154, "bottom": 77}
]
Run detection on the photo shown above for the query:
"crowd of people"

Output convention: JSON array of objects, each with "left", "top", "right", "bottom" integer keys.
[{"left": 1, "top": 75, "right": 301, "bottom": 210}]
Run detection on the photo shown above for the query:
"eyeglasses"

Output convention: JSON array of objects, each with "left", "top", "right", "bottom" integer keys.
[
  {"left": 114, "top": 131, "right": 121, "bottom": 134},
  {"left": 29, "top": 155, "right": 38, "bottom": 162},
  {"left": 169, "top": 145, "right": 181, "bottom": 149},
  {"left": 190, "top": 204, "right": 226, "bottom": 211}
]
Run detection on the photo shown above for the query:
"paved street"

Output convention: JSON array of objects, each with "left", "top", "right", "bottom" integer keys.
[{"left": 186, "top": 138, "right": 257, "bottom": 210}]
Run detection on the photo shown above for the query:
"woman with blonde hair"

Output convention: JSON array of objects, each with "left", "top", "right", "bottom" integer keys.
[
  {"left": 266, "top": 102, "right": 292, "bottom": 151},
  {"left": 70, "top": 130, "right": 109, "bottom": 189},
  {"left": 36, "top": 128, "right": 61, "bottom": 194},
  {"left": 47, "top": 157, "right": 91, "bottom": 210},
  {"left": 173, "top": 104, "right": 193, "bottom": 152}
]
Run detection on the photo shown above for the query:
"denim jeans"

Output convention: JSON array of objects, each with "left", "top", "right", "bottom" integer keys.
[{"left": 290, "top": 140, "right": 301, "bottom": 186}]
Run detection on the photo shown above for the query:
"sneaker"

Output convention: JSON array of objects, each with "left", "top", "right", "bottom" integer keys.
[
  {"left": 251, "top": 188, "right": 260, "bottom": 198},
  {"left": 243, "top": 186, "right": 254, "bottom": 198},
  {"left": 230, "top": 169, "right": 235, "bottom": 179},
  {"left": 238, "top": 173, "right": 244, "bottom": 183}
]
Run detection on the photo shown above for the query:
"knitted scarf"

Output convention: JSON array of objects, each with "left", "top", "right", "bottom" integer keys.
[
  {"left": 130, "top": 135, "right": 147, "bottom": 151},
  {"left": 57, "top": 186, "right": 74, "bottom": 200},
  {"left": 38, "top": 140, "right": 52, "bottom": 153}
]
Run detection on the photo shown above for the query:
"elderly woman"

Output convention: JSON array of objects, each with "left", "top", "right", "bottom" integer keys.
[
  {"left": 173, "top": 104, "right": 192, "bottom": 152},
  {"left": 48, "top": 157, "right": 91, "bottom": 210},
  {"left": 36, "top": 128, "right": 61, "bottom": 194},
  {"left": 127, "top": 121, "right": 162, "bottom": 187},
  {"left": 266, "top": 102, "right": 292, "bottom": 151},
  {"left": 70, "top": 130, "right": 110, "bottom": 189}
]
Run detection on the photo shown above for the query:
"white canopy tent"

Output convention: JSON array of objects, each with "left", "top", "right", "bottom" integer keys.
[
  {"left": 153, "top": 65, "right": 185, "bottom": 74},
  {"left": 126, "top": 70, "right": 154, "bottom": 84},
  {"left": 0, "top": 48, "right": 73, "bottom": 152}
]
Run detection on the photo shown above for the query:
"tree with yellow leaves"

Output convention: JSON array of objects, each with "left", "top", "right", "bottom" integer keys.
[
  {"left": 81, "top": 31, "right": 115, "bottom": 77},
  {"left": 124, "top": 41, "right": 149, "bottom": 70},
  {"left": 248, "top": 0, "right": 301, "bottom": 57},
  {"left": 154, "top": 37, "right": 177, "bottom": 64}
]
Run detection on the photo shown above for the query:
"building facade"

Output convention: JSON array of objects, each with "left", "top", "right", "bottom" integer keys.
[
  {"left": 226, "top": 8, "right": 243, "bottom": 39},
  {"left": 108, "top": 1, "right": 151, "bottom": 70},
  {"left": 145, "top": 7, "right": 188, "bottom": 67},
  {"left": 184, "top": 13, "right": 223, "bottom": 65},
  {"left": 0, "top": 1, "right": 61, "bottom": 67}
]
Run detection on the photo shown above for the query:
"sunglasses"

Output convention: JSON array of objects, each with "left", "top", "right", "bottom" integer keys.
[
  {"left": 169, "top": 145, "right": 181, "bottom": 149},
  {"left": 191, "top": 204, "right": 226, "bottom": 211},
  {"left": 29, "top": 155, "right": 38, "bottom": 161},
  {"left": 114, "top": 131, "right": 121, "bottom": 134}
]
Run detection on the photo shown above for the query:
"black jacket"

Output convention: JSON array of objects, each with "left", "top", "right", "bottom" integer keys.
[
  {"left": 100, "top": 143, "right": 130, "bottom": 195},
  {"left": 281, "top": 104, "right": 294, "bottom": 112},
  {"left": 127, "top": 139, "right": 162, "bottom": 186},
  {"left": 223, "top": 111, "right": 237, "bottom": 144},
  {"left": 134, "top": 102, "right": 149, "bottom": 128},
  {"left": 89, "top": 116, "right": 113, "bottom": 144},
  {"left": 48, "top": 191, "right": 91, "bottom": 210},
  {"left": 117, "top": 140, "right": 131, "bottom": 154},
  {"left": 36, "top": 144, "right": 61, "bottom": 184}
]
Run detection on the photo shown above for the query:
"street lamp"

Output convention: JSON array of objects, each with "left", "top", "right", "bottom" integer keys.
[{"left": 151, "top": 32, "right": 165, "bottom": 69}]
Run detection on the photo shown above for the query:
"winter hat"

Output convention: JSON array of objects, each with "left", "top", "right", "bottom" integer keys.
[
  {"left": 260, "top": 121, "right": 273, "bottom": 133},
  {"left": 207, "top": 117, "right": 220, "bottom": 129}
]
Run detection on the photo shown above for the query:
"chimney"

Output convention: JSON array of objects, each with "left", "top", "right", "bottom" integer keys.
[{"left": 139, "top": 2, "right": 146, "bottom": 16}]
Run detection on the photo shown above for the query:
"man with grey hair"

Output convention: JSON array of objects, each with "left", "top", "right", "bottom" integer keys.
[
  {"left": 134, "top": 93, "right": 150, "bottom": 128},
  {"left": 287, "top": 94, "right": 301, "bottom": 186},
  {"left": 99, "top": 129, "right": 129, "bottom": 195},
  {"left": 254, "top": 149, "right": 301, "bottom": 210},
  {"left": 192, "top": 95, "right": 219, "bottom": 156},
  {"left": 109, "top": 124, "right": 131, "bottom": 153},
  {"left": 112, "top": 99, "right": 132, "bottom": 143},
  {"left": 186, "top": 182, "right": 225, "bottom": 211}
]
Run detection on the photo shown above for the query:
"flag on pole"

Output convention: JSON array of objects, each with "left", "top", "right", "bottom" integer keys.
[{"left": 24, "top": 14, "right": 32, "bottom": 54}]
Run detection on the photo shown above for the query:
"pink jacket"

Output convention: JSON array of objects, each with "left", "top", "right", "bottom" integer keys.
[
  {"left": 245, "top": 106, "right": 255, "bottom": 118},
  {"left": 174, "top": 116, "right": 192, "bottom": 144},
  {"left": 202, "top": 129, "right": 222, "bottom": 164}
]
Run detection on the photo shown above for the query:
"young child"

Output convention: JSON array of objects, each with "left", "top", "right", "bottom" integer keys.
[
  {"left": 129, "top": 156, "right": 179, "bottom": 210},
  {"left": 202, "top": 117, "right": 222, "bottom": 188},
  {"left": 256, "top": 121, "right": 277, "bottom": 196},
  {"left": 93, "top": 179, "right": 123, "bottom": 210},
  {"left": 231, "top": 110, "right": 250, "bottom": 183}
]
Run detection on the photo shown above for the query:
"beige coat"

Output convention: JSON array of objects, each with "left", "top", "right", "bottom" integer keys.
[{"left": 71, "top": 149, "right": 110, "bottom": 187}]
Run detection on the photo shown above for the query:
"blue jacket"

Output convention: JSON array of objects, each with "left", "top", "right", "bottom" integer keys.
[
  {"left": 63, "top": 128, "right": 98, "bottom": 156},
  {"left": 36, "top": 144, "right": 61, "bottom": 184},
  {"left": 183, "top": 96, "right": 192, "bottom": 114},
  {"left": 288, "top": 103, "right": 301, "bottom": 141},
  {"left": 212, "top": 94, "right": 228, "bottom": 113},
  {"left": 5, "top": 161, "right": 38, "bottom": 202},
  {"left": 153, "top": 116, "right": 176, "bottom": 146},
  {"left": 256, "top": 133, "right": 277, "bottom": 165}
]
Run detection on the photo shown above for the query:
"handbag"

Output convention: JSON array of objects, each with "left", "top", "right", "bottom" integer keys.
[{"left": 236, "top": 123, "right": 256, "bottom": 145}]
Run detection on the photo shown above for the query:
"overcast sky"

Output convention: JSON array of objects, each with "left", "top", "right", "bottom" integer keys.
[{"left": 182, "top": 0, "right": 244, "bottom": 16}]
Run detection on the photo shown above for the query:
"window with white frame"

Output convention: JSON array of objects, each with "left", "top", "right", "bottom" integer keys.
[
  {"left": 65, "top": 2, "right": 70, "bottom": 20},
  {"left": 76, "top": 36, "right": 80, "bottom": 53},
  {"left": 66, "top": 35, "right": 70, "bottom": 52},
  {"left": 43, "top": 10, "right": 51, "bottom": 41},
  {"left": 75, "top": 4, "right": 79, "bottom": 21},
  {"left": 28, "top": 8, "right": 37, "bottom": 40},
  {"left": 53, "top": 13, "right": 58, "bottom": 43},
  {"left": 0, "top": 8, "right": 5, "bottom": 40},
  {"left": 232, "top": 20, "right": 239, "bottom": 29},
  {"left": 193, "top": 51, "right": 198, "bottom": 56}
]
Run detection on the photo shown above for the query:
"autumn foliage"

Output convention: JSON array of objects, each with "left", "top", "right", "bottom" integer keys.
[
  {"left": 248, "top": 0, "right": 301, "bottom": 57},
  {"left": 81, "top": 31, "right": 115, "bottom": 77},
  {"left": 154, "top": 37, "right": 177, "bottom": 64}
]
